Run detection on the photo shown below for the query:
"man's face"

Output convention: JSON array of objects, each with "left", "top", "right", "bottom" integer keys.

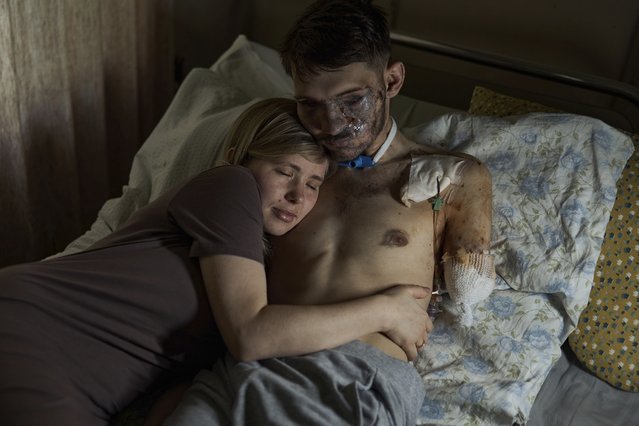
[{"left": 293, "top": 63, "right": 388, "bottom": 162}]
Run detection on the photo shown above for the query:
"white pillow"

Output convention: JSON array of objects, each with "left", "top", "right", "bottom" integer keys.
[{"left": 57, "top": 35, "right": 291, "bottom": 256}]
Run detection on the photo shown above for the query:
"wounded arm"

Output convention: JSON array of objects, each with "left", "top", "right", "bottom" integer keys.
[{"left": 442, "top": 160, "right": 496, "bottom": 325}]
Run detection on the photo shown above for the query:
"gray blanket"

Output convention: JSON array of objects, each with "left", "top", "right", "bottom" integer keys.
[
  {"left": 528, "top": 345, "right": 639, "bottom": 426},
  {"left": 166, "top": 341, "right": 425, "bottom": 426}
]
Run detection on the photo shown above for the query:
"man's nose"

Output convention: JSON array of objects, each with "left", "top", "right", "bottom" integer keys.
[{"left": 320, "top": 103, "right": 348, "bottom": 136}]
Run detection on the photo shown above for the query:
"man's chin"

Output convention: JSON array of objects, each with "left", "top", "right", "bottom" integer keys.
[
  {"left": 328, "top": 149, "right": 363, "bottom": 163},
  {"left": 321, "top": 139, "right": 364, "bottom": 162}
]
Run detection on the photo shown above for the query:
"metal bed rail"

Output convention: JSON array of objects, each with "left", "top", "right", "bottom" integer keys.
[{"left": 390, "top": 32, "right": 639, "bottom": 111}]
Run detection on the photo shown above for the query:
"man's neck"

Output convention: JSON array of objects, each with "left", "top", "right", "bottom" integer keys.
[{"left": 363, "top": 118, "right": 396, "bottom": 161}]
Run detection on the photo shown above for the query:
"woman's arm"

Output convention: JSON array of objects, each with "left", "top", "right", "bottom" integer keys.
[{"left": 200, "top": 254, "right": 431, "bottom": 362}]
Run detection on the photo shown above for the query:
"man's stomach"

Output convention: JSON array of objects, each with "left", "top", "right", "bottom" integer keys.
[
  {"left": 268, "top": 263, "right": 431, "bottom": 362},
  {"left": 268, "top": 219, "right": 435, "bottom": 362},
  {"left": 358, "top": 332, "right": 410, "bottom": 361}
]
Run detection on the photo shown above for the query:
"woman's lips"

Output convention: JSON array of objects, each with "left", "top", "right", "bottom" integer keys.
[{"left": 273, "top": 207, "right": 297, "bottom": 223}]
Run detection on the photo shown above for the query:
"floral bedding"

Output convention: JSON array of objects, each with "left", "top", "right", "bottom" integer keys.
[{"left": 407, "top": 113, "right": 634, "bottom": 425}]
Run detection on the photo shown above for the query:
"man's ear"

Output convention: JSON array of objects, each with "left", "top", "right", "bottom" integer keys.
[{"left": 385, "top": 61, "right": 405, "bottom": 99}]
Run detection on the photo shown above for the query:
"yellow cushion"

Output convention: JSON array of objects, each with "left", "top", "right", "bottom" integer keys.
[
  {"left": 468, "top": 86, "right": 639, "bottom": 392},
  {"left": 568, "top": 137, "right": 639, "bottom": 392},
  {"left": 468, "top": 86, "right": 561, "bottom": 116}
]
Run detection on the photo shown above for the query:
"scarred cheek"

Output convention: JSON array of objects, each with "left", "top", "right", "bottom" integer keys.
[
  {"left": 337, "top": 89, "right": 382, "bottom": 136},
  {"left": 345, "top": 116, "right": 368, "bottom": 136}
]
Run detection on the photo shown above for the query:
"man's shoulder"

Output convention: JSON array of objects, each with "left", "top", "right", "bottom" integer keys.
[
  {"left": 408, "top": 144, "right": 476, "bottom": 161},
  {"left": 408, "top": 147, "right": 489, "bottom": 176},
  {"left": 400, "top": 150, "right": 489, "bottom": 206}
]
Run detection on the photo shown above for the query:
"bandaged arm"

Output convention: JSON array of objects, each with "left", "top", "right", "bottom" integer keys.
[
  {"left": 443, "top": 249, "right": 496, "bottom": 326},
  {"left": 441, "top": 160, "right": 495, "bottom": 325},
  {"left": 401, "top": 155, "right": 495, "bottom": 325}
]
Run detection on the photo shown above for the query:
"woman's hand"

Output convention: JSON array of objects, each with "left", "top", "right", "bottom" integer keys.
[{"left": 380, "top": 284, "right": 433, "bottom": 361}]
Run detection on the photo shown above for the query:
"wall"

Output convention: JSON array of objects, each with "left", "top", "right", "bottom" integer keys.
[
  {"left": 173, "top": 0, "right": 251, "bottom": 81},
  {"left": 392, "top": 0, "right": 639, "bottom": 83},
  {"left": 245, "top": 0, "right": 638, "bottom": 85},
  {"left": 388, "top": 0, "right": 639, "bottom": 129}
]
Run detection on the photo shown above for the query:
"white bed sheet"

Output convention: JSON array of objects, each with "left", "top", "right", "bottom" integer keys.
[{"left": 55, "top": 35, "right": 635, "bottom": 425}]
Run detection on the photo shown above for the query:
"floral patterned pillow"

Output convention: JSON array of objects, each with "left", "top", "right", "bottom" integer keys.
[{"left": 468, "top": 86, "right": 639, "bottom": 392}]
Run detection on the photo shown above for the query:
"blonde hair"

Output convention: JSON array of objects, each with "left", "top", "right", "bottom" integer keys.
[{"left": 219, "top": 98, "right": 333, "bottom": 174}]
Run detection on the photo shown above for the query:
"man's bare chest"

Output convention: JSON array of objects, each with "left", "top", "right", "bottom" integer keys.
[
  {"left": 282, "top": 164, "right": 435, "bottom": 257},
  {"left": 267, "top": 162, "right": 439, "bottom": 303},
  {"left": 329, "top": 161, "right": 405, "bottom": 208}
]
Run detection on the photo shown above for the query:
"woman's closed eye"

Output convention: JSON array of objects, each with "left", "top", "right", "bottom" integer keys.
[
  {"left": 275, "top": 169, "right": 320, "bottom": 191},
  {"left": 276, "top": 168, "right": 293, "bottom": 177}
]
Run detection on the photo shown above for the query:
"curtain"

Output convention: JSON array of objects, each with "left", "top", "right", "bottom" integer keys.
[{"left": 0, "top": 0, "right": 174, "bottom": 267}]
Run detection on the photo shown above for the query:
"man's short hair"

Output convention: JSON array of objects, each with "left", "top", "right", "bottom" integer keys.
[{"left": 280, "top": 0, "right": 391, "bottom": 81}]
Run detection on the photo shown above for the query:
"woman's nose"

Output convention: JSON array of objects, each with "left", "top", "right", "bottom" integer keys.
[{"left": 285, "top": 183, "right": 304, "bottom": 204}]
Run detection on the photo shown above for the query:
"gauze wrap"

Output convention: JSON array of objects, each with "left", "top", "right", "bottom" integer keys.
[
  {"left": 400, "top": 155, "right": 466, "bottom": 207},
  {"left": 443, "top": 250, "right": 496, "bottom": 326}
]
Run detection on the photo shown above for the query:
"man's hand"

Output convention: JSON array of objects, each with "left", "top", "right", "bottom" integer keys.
[{"left": 380, "top": 284, "right": 434, "bottom": 361}]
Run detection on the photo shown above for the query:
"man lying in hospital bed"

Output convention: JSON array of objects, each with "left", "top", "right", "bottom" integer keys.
[{"left": 51, "top": 4, "right": 635, "bottom": 426}]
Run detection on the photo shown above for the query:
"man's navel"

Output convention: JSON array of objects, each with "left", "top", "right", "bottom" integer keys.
[{"left": 381, "top": 229, "right": 409, "bottom": 247}]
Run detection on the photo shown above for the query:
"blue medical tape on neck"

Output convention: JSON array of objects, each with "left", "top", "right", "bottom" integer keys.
[{"left": 338, "top": 155, "right": 375, "bottom": 169}]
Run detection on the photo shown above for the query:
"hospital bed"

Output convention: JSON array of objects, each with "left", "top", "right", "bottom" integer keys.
[{"left": 60, "top": 33, "right": 637, "bottom": 425}]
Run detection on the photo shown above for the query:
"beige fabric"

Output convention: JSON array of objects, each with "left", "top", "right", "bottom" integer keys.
[{"left": 400, "top": 155, "right": 466, "bottom": 206}]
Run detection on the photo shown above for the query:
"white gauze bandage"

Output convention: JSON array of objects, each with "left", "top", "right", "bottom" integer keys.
[{"left": 443, "top": 249, "right": 496, "bottom": 327}]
